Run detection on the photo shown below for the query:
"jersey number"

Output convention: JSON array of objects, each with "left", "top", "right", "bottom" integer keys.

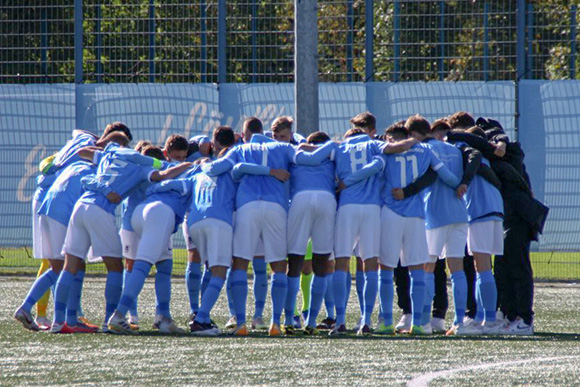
[
  {"left": 102, "top": 159, "right": 129, "bottom": 185},
  {"left": 395, "top": 155, "right": 418, "bottom": 186},
  {"left": 349, "top": 147, "right": 367, "bottom": 172}
]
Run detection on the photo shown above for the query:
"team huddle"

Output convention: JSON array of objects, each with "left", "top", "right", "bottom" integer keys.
[{"left": 15, "top": 110, "right": 544, "bottom": 337}]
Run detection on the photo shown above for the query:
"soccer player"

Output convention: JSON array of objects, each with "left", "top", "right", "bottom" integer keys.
[
  {"left": 50, "top": 140, "right": 191, "bottom": 333},
  {"left": 202, "top": 130, "right": 335, "bottom": 336},
  {"left": 330, "top": 127, "right": 418, "bottom": 336}
]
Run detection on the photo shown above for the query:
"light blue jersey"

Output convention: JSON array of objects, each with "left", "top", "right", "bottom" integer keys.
[
  {"left": 79, "top": 144, "right": 157, "bottom": 215},
  {"left": 334, "top": 134, "right": 385, "bottom": 207},
  {"left": 38, "top": 161, "right": 97, "bottom": 226},
  {"left": 50, "top": 131, "right": 98, "bottom": 174},
  {"left": 33, "top": 174, "right": 57, "bottom": 203},
  {"left": 144, "top": 166, "right": 202, "bottom": 232},
  {"left": 382, "top": 143, "right": 460, "bottom": 218},
  {"left": 289, "top": 155, "right": 336, "bottom": 199},
  {"left": 423, "top": 139, "right": 468, "bottom": 229},
  {"left": 187, "top": 170, "right": 238, "bottom": 227},
  {"left": 464, "top": 158, "right": 504, "bottom": 224}
]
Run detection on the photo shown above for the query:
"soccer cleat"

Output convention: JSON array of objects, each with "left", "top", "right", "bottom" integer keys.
[
  {"left": 190, "top": 320, "right": 220, "bottom": 336},
  {"left": 78, "top": 318, "right": 99, "bottom": 330},
  {"left": 152, "top": 314, "right": 163, "bottom": 330},
  {"left": 35, "top": 316, "right": 52, "bottom": 331},
  {"left": 14, "top": 307, "right": 40, "bottom": 331},
  {"left": 420, "top": 322, "right": 433, "bottom": 335},
  {"left": 128, "top": 315, "right": 139, "bottom": 330},
  {"left": 446, "top": 323, "right": 483, "bottom": 336},
  {"left": 225, "top": 316, "right": 237, "bottom": 330},
  {"left": 284, "top": 325, "right": 296, "bottom": 335},
  {"left": 49, "top": 322, "right": 74, "bottom": 334},
  {"left": 69, "top": 322, "right": 99, "bottom": 334},
  {"left": 409, "top": 325, "right": 427, "bottom": 335},
  {"left": 293, "top": 315, "right": 302, "bottom": 329},
  {"left": 374, "top": 323, "right": 395, "bottom": 335},
  {"left": 268, "top": 323, "right": 282, "bottom": 337},
  {"left": 108, "top": 313, "right": 139, "bottom": 335},
  {"left": 431, "top": 317, "right": 446, "bottom": 333},
  {"left": 251, "top": 317, "right": 268, "bottom": 330},
  {"left": 329, "top": 324, "right": 347, "bottom": 337},
  {"left": 357, "top": 324, "right": 372, "bottom": 336},
  {"left": 228, "top": 324, "right": 248, "bottom": 336},
  {"left": 395, "top": 313, "right": 412, "bottom": 333},
  {"left": 482, "top": 320, "right": 505, "bottom": 335},
  {"left": 353, "top": 317, "right": 362, "bottom": 332},
  {"left": 302, "top": 326, "right": 319, "bottom": 336},
  {"left": 316, "top": 317, "right": 336, "bottom": 330},
  {"left": 158, "top": 318, "right": 186, "bottom": 334},
  {"left": 501, "top": 318, "right": 534, "bottom": 336},
  {"left": 374, "top": 316, "right": 385, "bottom": 331}
]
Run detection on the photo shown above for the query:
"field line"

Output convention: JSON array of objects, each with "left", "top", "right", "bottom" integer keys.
[{"left": 407, "top": 355, "right": 579, "bottom": 387}]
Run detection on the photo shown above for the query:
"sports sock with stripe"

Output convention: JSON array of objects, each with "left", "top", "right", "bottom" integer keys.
[
  {"left": 252, "top": 259, "right": 268, "bottom": 319},
  {"left": 230, "top": 269, "right": 248, "bottom": 326},
  {"left": 306, "top": 274, "right": 327, "bottom": 328},
  {"left": 22, "top": 269, "right": 58, "bottom": 313},
  {"left": 284, "top": 275, "right": 300, "bottom": 326},
  {"left": 379, "top": 269, "right": 394, "bottom": 326},
  {"left": 66, "top": 270, "right": 85, "bottom": 326},
  {"left": 477, "top": 270, "right": 497, "bottom": 322},
  {"left": 324, "top": 273, "right": 335, "bottom": 320},
  {"left": 225, "top": 268, "right": 236, "bottom": 317},
  {"left": 300, "top": 271, "right": 313, "bottom": 314},
  {"left": 363, "top": 270, "right": 378, "bottom": 326},
  {"left": 271, "top": 272, "right": 288, "bottom": 326},
  {"left": 104, "top": 271, "right": 123, "bottom": 324},
  {"left": 355, "top": 270, "right": 365, "bottom": 316},
  {"left": 53, "top": 270, "right": 74, "bottom": 324},
  {"left": 422, "top": 272, "right": 435, "bottom": 326},
  {"left": 123, "top": 269, "right": 139, "bottom": 318},
  {"left": 196, "top": 275, "right": 225, "bottom": 324},
  {"left": 155, "top": 259, "right": 173, "bottom": 319},
  {"left": 185, "top": 261, "right": 201, "bottom": 314},
  {"left": 333, "top": 270, "right": 348, "bottom": 326},
  {"left": 450, "top": 271, "right": 467, "bottom": 325},
  {"left": 475, "top": 276, "right": 485, "bottom": 322},
  {"left": 200, "top": 265, "right": 212, "bottom": 298},
  {"left": 345, "top": 270, "right": 352, "bottom": 311},
  {"left": 409, "top": 269, "right": 425, "bottom": 327},
  {"left": 117, "top": 261, "right": 152, "bottom": 317}
]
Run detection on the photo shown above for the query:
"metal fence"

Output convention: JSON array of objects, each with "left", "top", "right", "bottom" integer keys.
[{"left": 1, "top": 1, "right": 579, "bottom": 84}]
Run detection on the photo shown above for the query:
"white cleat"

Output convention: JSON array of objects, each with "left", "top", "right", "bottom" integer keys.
[
  {"left": 395, "top": 314, "right": 412, "bottom": 333},
  {"left": 420, "top": 322, "right": 433, "bottom": 335},
  {"left": 107, "top": 313, "right": 138, "bottom": 335},
  {"left": 158, "top": 318, "right": 186, "bottom": 334},
  {"left": 501, "top": 318, "right": 534, "bottom": 336},
  {"left": 35, "top": 316, "right": 52, "bottom": 331},
  {"left": 353, "top": 317, "right": 363, "bottom": 332},
  {"left": 482, "top": 320, "right": 505, "bottom": 335},
  {"left": 251, "top": 317, "right": 268, "bottom": 330},
  {"left": 225, "top": 316, "right": 237, "bottom": 330},
  {"left": 152, "top": 314, "right": 163, "bottom": 330},
  {"left": 431, "top": 317, "right": 446, "bottom": 333},
  {"left": 14, "top": 307, "right": 40, "bottom": 331},
  {"left": 446, "top": 323, "right": 483, "bottom": 336}
]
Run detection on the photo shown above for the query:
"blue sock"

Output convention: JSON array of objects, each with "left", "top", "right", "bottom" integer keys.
[
  {"left": 155, "top": 259, "right": 173, "bottom": 319},
  {"left": 306, "top": 274, "right": 327, "bottom": 328},
  {"left": 477, "top": 270, "right": 497, "bottom": 322},
  {"left": 196, "top": 275, "right": 225, "bottom": 324},
  {"left": 475, "top": 276, "right": 485, "bottom": 322},
  {"left": 450, "top": 271, "right": 467, "bottom": 325},
  {"left": 185, "top": 261, "right": 201, "bottom": 314},
  {"left": 345, "top": 270, "right": 352, "bottom": 311},
  {"left": 333, "top": 270, "right": 348, "bottom": 326},
  {"left": 253, "top": 259, "right": 268, "bottom": 319},
  {"left": 53, "top": 270, "right": 75, "bottom": 324},
  {"left": 422, "top": 272, "right": 435, "bottom": 326},
  {"left": 355, "top": 270, "right": 365, "bottom": 316},
  {"left": 324, "top": 273, "right": 335, "bottom": 320},
  {"left": 379, "top": 269, "right": 394, "bottom": 326},
  {"left": 22, "top": 269, "right": 59, "bottom": 312},
  {"left": 363, "top": 271, "right": 378, "bottom": 326},
  {"left": 123, "top": 269, "right": 138, "bottom": 318},
  {"left": 284, "top": 276, "right": 300, "bottom": 326},
  {"left": 201, "top": 266, "right": 212, "bottom": 298},
  {"left": 231, "top": 269, "right": 248, "bottom": 326},
  {"left": 271, "top": 272, "right": 287, "bottom": 326},
  {"left": 117, "top": 261, "right": 152, "bottom": 316},
  {"left": 66, "top": 270, "right": 85, "bottom": 326},
  {"left": 409, "top": 269, "right": 425, "bottom": 327},
  {"left": 226, "top": 268, "right": 236, "bottom": 317},
  {"left": 105, "top": 271, "right": 123, "bottom": 324}
]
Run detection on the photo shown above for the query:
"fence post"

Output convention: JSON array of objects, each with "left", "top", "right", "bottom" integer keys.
[
  {"left": 74, "top": 0, "right": 84, "bottom": 129},
  {"left": 149, "top": 0, "right": 155, "bottom": 82},
  {"left": 393, "top": 0, "right": 400, "bottom": 82},
  {"left": 41, "top": 8, "right": 47, "bottom": 81},
  {"left": 251, "top": 0, "right": 257, "bottom": 83},
  {"left": 218, "top": 0, "right": 226, "bottom": 84},
  {"left": 295, "top": 0, "right": 319, "bottom": 135},
  {"left": 200, "top": 0, "right": 207, "bottom": 82},
  {"left": 365, "top": 0, "right": 373, "bottom": 82},
  {"left": 439, "top": 1, "right": 445, "bottom": 81},
  {"left": 515, "top": 0, "right": 526, "bottom": 141},
  {"left": 571, "top": 5, "right": 577, "bottom": 79},
  {"left": 347, "top": 0, "right": 354, "bottom": 82},
  {"left": 95, "top": 1, "right": 102, "bottom": 83},
  {"left": 483, "top": 1, "right": 489, "bottom": 81},
  {"left": 527, "top": 2, "right": 533, "bottom": 78}
]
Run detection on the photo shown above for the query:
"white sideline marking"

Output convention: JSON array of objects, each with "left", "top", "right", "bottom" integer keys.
[{"left": 407, "top": 356, "right": 579, "bottom": 387}]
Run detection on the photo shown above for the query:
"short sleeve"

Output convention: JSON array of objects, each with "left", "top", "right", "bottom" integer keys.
[{"left": 92, "top": 150, "right": 104, "bottom": 166}]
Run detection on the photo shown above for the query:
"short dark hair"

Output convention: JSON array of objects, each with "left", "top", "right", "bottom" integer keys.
[
  {"left": 431, "top": 118, "right": 451, "bottom": 133},
  {"left": 244, "top": 117, "right": 263, "bottom": 134},
  {"left": 213, "top": 126, "right": 235, "bottom": 148},
  {"left": 350, "top": 112, "right": 376, "bottom": 130},
  {"left": 134, "top": 140, "right": 152, "bottom": 153},
  {"left": 385, "top": 120, "right": 408, "bottom": 138},
  {"left": 103, "top": 121, "right": 132, "bottom": 142},
  {"left": 306, "top": 131, "right": 330, "bottom": 145},
  {"left": 405, "top": 115, "right": 431, "bottom": 136},
  {"left": 448, "top": 111, "right": 475, "bottom": 129},
  {"left": 343, "top": 128, "right": 366, "bottom": 139},
  {"left": 164, "top": 134, "right": 189, "bottom": 152},
  {"left": 101, "top": 131, "right": 130, "bottom": 147},
  {"left": 271, "top": 116, "right": 293, "bottom": 133},
  {"left": 142, "top": 145, "right": 165, "bottom": 160}
]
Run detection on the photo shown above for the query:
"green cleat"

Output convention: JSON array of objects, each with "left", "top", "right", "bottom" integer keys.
[
  {"left": 374, "top": 323, "right": 395, "bottom": 335},
  {"left": 409, "top": 325, "right": 426, "bottom": 335},
  {"left": 302, "top": 326, "right": 319, "bottom": 336}
]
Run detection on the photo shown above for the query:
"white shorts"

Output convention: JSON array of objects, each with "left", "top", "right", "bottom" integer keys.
[
  {"left": 426, "top": 223, "right": 468, "bottom": 260},
  {"left": 380, "top": 206, "right": 429, "bottom": 268},
  {"left": 39, "top": 215, "right": 66, "bottom": 260},
  {"left": 32, "top": 199, "right": 43, "bottom": 259},
  {"left": 233, "top": 201, "right": 287, "bottom": 263},
  {"left": 189, "top": 219, "right": 232, "bottom": 268},
  {"left": 182, "top": 219, "right": 196, "bottom": 251},
  {"left": 120, "top": 229, "right": 139, "bottom": 260},
  {"left": 131, "top": 202, "right": 175, "bottom": 265},
  {"left": 233, "top": 211, "right": 264, "bottom": 257},
  {"left": 334, "top": 204, "right": 380, "bottom": 260},
  {"left": 467, "top": 220, "right": 504, "bottom": 256},
  {"left": 288, "top": 191, "right": 336, "bottom": 255},
  {"left": 63, "top": 202, "right": 122, "bottom": 259}
]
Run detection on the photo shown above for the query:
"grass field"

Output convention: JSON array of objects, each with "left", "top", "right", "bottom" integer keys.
[
  {"left": 2, "top": 277, "right": 580, "bottom": 386},
  {"left": 2, "top": 248, "right": 580, "bottom": 280}
]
